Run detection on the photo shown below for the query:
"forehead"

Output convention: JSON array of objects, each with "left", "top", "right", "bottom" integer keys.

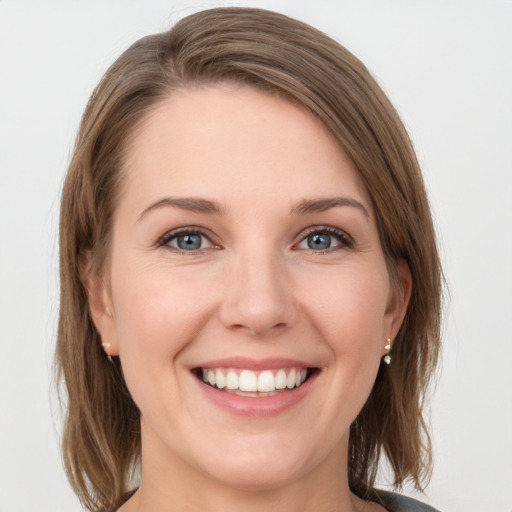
[{"left": 119, "top": 84, "right": 372, "bottom": 215}]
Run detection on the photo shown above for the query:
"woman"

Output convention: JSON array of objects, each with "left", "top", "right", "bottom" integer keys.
[{"left": 56, "top": 7, "right": 442, "bottom": 512}]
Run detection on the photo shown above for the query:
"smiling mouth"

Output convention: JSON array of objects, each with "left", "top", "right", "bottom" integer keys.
[{"left": 193, "top": 367, "right": 317, "bottom": 396}]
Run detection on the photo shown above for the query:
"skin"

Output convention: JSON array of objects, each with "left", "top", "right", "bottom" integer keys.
[{"left": 88, "top": 84, "right": 411, "bottom": 512}]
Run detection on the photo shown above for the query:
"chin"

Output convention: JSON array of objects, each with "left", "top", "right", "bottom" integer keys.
[
  {"left": 204, "top": 457, "right": 307, "bottom": 491},
  {"left": 193, "top": 432, "right": 318, "bottom": 491}
]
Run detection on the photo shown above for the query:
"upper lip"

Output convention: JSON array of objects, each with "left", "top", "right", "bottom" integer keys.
[{"left": 192, "top": 357, "right": 313, "bottom": 371}]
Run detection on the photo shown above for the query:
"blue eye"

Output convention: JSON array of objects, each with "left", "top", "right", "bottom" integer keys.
[
  {"left": 175, "top": 233, "right": 203, "bottom": 250},
  {"left": 307, "top": 232, "right": 332, "bottom": 250},
  {"left": 297, "top": 228, "right": 352, "bottom": 252},
  {"left": 162, "top": 230, "right": 214, "bottom": 251}
]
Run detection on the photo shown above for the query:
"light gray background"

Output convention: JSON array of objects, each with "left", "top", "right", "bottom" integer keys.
[{"left": 1, "top": 1, "right": 511, "bottom": 511}]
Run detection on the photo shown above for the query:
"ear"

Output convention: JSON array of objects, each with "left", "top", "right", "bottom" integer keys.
[
  {"left": 384, "top": 259, "right": 412, "bottom": 348},
  {"left": 80, "top": 251, "right": 119, "bottom": 356}
]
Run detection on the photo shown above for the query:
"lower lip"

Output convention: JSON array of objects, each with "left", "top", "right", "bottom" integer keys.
[{"left": 195, "top": 372, "right": 318, "bottom": 417}]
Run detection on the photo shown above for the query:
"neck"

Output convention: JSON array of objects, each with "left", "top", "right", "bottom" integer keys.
[{"left": 125, "top": 431, "right": 363, "bottom": 512}]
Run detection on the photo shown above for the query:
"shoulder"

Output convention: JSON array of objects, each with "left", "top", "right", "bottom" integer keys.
[{"left": 376, "top": 490, "right": 442, "bottom": 512}]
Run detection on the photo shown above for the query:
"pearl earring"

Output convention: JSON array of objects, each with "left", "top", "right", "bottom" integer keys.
[
  {"left": 102, "top": 343, "right": 114, "bottom": 364},
  {"left": 383, "top": 338, "right": 392, "bottom": 365}
]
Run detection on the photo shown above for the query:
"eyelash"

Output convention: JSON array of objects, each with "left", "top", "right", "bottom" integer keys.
[
  {"left": 157, "top": 226, "right": 354, "bottom": 254},
  {"left": 295, "top": 226, "right": 354, "bottom": 253},
  {"left": 158, "top": 227, "right": 217, "bottom": 254}
]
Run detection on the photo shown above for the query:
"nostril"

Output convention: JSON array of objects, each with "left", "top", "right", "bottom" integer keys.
[{"left": 228, "top": 321, "right": 287, "bottom": 337}]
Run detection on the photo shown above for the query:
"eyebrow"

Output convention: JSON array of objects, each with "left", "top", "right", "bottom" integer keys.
[
  {"left": 138, "top": 195, "right": 370, "bottom": 221},
  {"left": 290, "top": 197, "right": 370, "bottom": 219},
  {"left": 138, "top": 197, "right": 224, "bottom": 221}
]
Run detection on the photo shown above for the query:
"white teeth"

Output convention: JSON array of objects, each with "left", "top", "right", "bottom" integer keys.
[
  {"left": 239, "top": 370, "right": 258, "bottom": 392},
  {"left": 275, "top": 369, "right": 287, "bottom": 389},
  {"left": 286, "top": 369, "right": 296, "bottom": 389},
  {"left": 216, "top": 369, "right": 226, "bottom": 389},
  {"left": 226, "top": 370, "right": 238, "bottom": 390},
  {"left": 199, "top": 367, "right": 310, "bottom": 393},
  {"left": 257, "top": 370, "right": 275, "bottom": 392}
]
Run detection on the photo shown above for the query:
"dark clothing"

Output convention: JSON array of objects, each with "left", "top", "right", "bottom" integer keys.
[{"left": 379, "top": 490, "right": 441, "bottom": 511}]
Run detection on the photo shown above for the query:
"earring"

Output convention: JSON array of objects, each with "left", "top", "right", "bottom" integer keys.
[
  {"left": 383, "top": 338, "right": 392, "bottom": 365},
  {"left": 102, "top": 343, "right": 114, "bottom": 364}
]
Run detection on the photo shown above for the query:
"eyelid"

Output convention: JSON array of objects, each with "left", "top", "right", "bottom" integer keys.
[
  {"left": 156, "top": 224, "right": 353, "bottom": 253},
  {"left": 157, "top": 226, "right": 220, "bottom": 250},
  {"left": 294, "top": 225, "right": 354, "bottom": 250}
]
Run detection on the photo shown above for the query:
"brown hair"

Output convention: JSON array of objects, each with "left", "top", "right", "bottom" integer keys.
[{"left": 56, "top": 7, "right": 442, "bottom": 511}]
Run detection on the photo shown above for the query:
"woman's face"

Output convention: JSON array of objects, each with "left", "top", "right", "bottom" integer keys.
[{"left": 90, "top": 84, "right": 410, "bottom": 490}]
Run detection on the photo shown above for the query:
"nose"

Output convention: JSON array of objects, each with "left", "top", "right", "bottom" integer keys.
[{"left": 219, "top": 250, "right": 299, "bottom": 337}]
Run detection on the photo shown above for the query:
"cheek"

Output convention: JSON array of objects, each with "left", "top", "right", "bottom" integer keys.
[
  {"left": 108, "top": 263, "right": 220, "bottom": 422},
  {"left": 108, "top": 260, "right": 217, "bottom": 391},
  {"left": 301, "top": 264, "right": 390, "bottom": 356},
  {"left": 290, "top": 265, "right": 390, "bottom": 439}
]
